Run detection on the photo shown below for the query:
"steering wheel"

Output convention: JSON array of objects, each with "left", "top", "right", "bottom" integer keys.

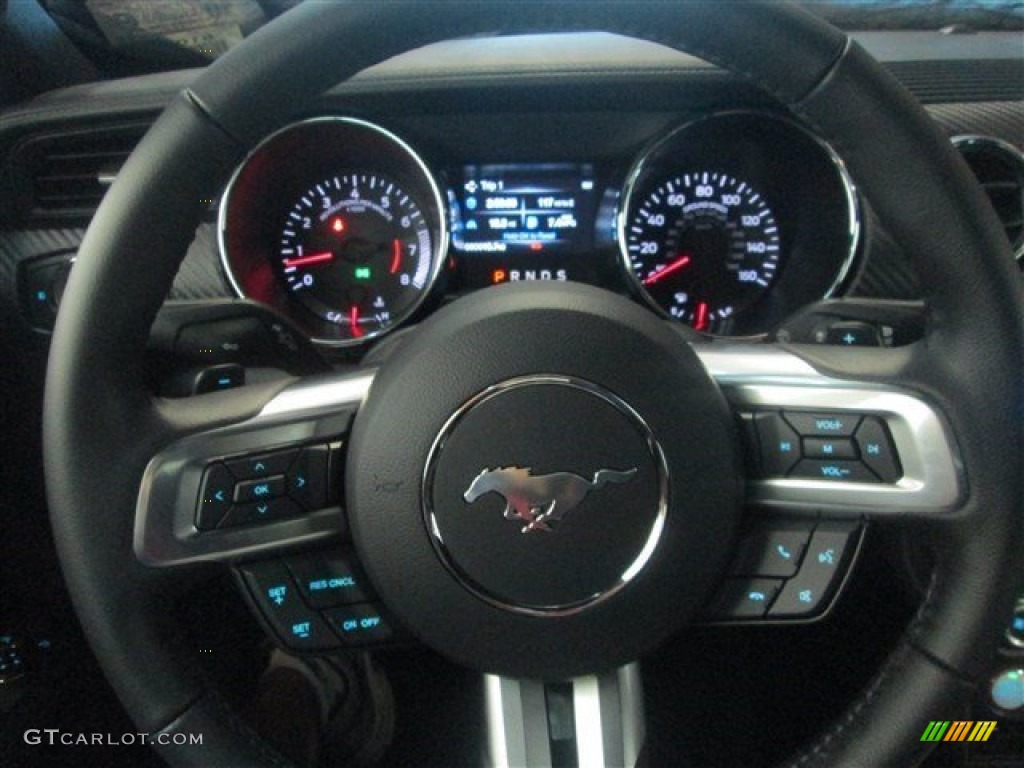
[{"left": 43, "top": 2, "right": 1023, "bottom": 766}]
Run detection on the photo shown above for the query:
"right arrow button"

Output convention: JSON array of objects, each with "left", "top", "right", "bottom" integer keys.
[{"left": 289, "top": 444, "right": 329, "bottom": 511}]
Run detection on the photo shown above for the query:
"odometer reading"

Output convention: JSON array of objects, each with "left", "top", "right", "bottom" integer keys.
[
  {"left": 278, "top": 172, "right": 434, "bottom": 341},
  {"left": 624, "top": 172, "right": 780, "bottom": 332}
]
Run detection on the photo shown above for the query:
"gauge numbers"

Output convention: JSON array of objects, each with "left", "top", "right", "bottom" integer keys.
[
  {"left": 278, "top": 173, "right": 434, "bottom": 341},
  {"left": 624, "top": 172, "right": 780, "bottom": 332}
]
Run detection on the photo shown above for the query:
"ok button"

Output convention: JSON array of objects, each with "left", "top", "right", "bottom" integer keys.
[{"left": 234, "top": 475, "right": 286, "bottom": 503}]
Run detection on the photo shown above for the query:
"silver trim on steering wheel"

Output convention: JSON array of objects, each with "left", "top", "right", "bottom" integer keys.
[{"left": 133, "top": 346, "right": 963, "bottom": 567}]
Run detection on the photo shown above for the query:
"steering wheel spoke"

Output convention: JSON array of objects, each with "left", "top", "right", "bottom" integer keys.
[
  {"left": 694, "top": 343, "right": 964, "bottom": 518},
  {"left": 134, "top": 368, "right": 374, "bottom": 566},
  {"left": 688, "top": 342, "right": 969, "bottom": 626},
  {"left": 486, "top": 664, "right": 645, "bottom": 768}
]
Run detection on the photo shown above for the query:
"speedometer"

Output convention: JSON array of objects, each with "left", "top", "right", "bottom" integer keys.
[
  {"left": 622, "top": 171, "right": 780, "bottom": 331},
  {"left": 618, "top": 111, "right": 860, "bottom": 337}
]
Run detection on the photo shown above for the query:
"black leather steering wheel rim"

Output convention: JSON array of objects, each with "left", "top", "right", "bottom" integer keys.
[{"left": 43, "top": 2, "right": 1023, "bottom": 766}]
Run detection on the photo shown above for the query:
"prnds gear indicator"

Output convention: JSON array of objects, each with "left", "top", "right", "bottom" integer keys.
[{"left": 451, "top": 163, "right": 599, "bottom": 289}]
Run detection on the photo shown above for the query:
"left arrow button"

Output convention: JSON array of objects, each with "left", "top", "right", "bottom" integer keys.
[{"left": 196, "top": 463, "right": 235, "bottom": 530}]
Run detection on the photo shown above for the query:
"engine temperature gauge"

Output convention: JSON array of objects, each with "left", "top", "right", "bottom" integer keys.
[
  {"left": 621, "top": 171, "right": 781, "bottom": 332},
  {"left": 278, "top": 172, "right": 435, "bottom": 341}
]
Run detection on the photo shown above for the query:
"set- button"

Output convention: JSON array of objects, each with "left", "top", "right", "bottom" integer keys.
[
  {"left": 195, "top": 442, "right": 336, "bottom": 530},
  {"left": 751, "top": 410, "right": 901, "bottom": 483}
]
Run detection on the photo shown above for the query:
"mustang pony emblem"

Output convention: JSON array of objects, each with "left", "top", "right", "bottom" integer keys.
[{"left": 463, "top": 466, "right": 638, "bottom": 533}]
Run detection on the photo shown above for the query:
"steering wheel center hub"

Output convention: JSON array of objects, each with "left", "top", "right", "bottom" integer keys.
[
  {"left": 347, "top": 282, "right": 742, "bottom": 677},
  {"left": 424, "top": 375, "right": 668, "bottom": 614}
]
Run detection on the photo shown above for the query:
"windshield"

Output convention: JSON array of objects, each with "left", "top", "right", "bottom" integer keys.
[
  {"left": 808, "top": 0, "right": 1023, "bottom": 29},
  {"left": 36, "top": 0, "right": 1024, "bottom": 79}
]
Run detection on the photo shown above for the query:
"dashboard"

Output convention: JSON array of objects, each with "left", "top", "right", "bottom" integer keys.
[
  {"left": 3, "top": 32, "right": 1019, "bottom": 362},
  {"left": 218, "top": 108, "right": 858, "bottom": 344}
]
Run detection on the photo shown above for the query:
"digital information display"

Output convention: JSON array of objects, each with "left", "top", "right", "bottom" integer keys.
[{"left": 451, "top": 163, "right": 597, "bottom": 288}]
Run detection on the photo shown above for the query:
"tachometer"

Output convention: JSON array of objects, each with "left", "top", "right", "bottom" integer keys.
[
  {"left": 622, "top": 171, "right": 780, "bottom": 331},
  {"left": 220, "top": 116, "right": 447, "bottom": 347},
  {"left": 278, "top": 173, "right": 433, "bottom": 340}
]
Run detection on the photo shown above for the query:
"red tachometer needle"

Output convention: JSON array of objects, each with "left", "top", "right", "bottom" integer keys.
[
  {"left": 642, "top": 254, "right": 691, "bottom": 286},
  {"left": 283, "top": 251, "right": 334, "bottom": 269},
  {"left": 389, "top": 238, "right": 402, "bottom": 275}
]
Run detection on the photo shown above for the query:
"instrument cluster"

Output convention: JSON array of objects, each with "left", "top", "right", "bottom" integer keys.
[{"left": 219, "top": 111, "right": 860, "bottom": 347}]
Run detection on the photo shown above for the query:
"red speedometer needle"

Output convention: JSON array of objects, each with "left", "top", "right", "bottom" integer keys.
[
  {"left": 283, "top": 251, "right": 334, "bottom": 269},
  {"left": 642, "top": 254, "right": 691, "bottom": 286},
  {"left": 694, "top": 301, "right": 709, "bottom": 332}
]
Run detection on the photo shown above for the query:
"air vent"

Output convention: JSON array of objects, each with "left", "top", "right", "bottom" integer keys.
[
  {"left": 12, "top": 123, "right": 150, "bottom": 222},
  {"left": 953, "top": 135, "right": 1024, "bottom": 262}
]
